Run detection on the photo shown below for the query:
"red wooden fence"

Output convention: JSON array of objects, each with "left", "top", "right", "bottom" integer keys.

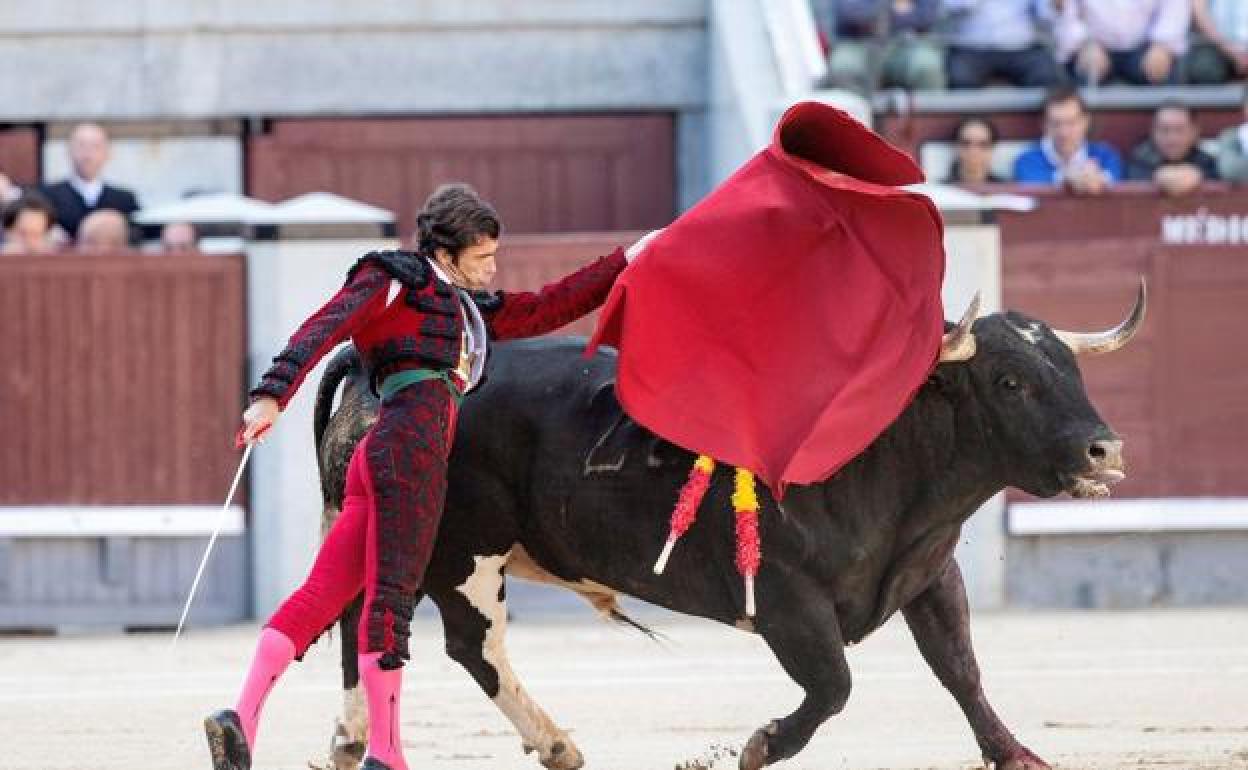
[
  {"left": 247, "top": 115, "right": 676, "bottom": 238},
  {"left": 0, "top": 254, "right": 245, "bottom": 504},
  {"left": 1002, "top": 192, "right": 1248, "bottom": 499},
  {"left": 0, "top": 127, "right": 39, "bottom": 185}
]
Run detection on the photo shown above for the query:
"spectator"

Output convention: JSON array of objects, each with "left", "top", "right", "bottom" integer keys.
[
  {"left": 1054, "top": 0, "right": 1190, "bottom": 86},
  {"left": 1013, "top": 86, "right": 1123, "bottom": 195},
  {"left": 1214, "top": 86, "right": 1248, "bottom": 183},
  {"left": 1127, "top": 101, "right": 1218, "bottom": 196},
  {"left": 1187, "top": 0, "right": 1248, "bottom": 84},
  {"left": 1, "top": 192, "right": 58, "bottom": 255},
  {"left": 946, "top": 117, "right": 1008, "bottom": 184},
  {"left": 160, "top": 221, "right": 200, "bottom": 254},
  {"left": 76, "top": 209, "right": 130, "bottom": 253},
  {"left": 823, "top": 0, "right": 945, "bottom": 93},
  {"left": 42, "top": 123, "right": 140, "bottom": 241},
  {"left": 943, "top": 0, "right": 1060, "bottom": 89}
]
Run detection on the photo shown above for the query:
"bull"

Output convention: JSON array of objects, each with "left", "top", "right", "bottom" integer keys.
[{"left": 310, "top": 285, "right": 1145, "bottom": 770}]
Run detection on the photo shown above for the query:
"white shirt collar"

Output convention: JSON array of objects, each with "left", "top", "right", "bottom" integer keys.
[
  {"left": 69, "top": 174, "right": 104, "bottom": 207},
  {"left": 426, "top": 254, "right": 489, "bottom": 389},
  {"left": 1041, "top": 137, "right": 1089, "bottom": 184}
]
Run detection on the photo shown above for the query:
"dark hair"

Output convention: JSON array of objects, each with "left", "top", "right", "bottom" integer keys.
[
  {"left": 952, "top": 116, "right": 999, "bottom": 143},
  {"left": 1043, "top": 85, "right": 1088, "bottom": 116},
  {"left": 2, "top": 191, "right": 56, "bottom": 230},
  {"left": 1155, "top": 98, "right": 1194, "bottom": 121},
  {"left": 415, "top": 183, "right": 501, "bottom": 261}
]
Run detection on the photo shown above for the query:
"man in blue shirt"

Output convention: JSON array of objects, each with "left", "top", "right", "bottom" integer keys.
[{"left": 1014, "top": 86, "right": 1123, "bottom": 195}]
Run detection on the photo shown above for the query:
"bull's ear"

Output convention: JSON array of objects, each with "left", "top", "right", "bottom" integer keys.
[{"left": 925, "top": 363, "right": 956, "bottom": 389}]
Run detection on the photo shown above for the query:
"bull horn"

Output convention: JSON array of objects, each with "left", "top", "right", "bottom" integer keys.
[
  {"left": 939, "top": 291, "right": 980, "bottom": 362},
  {"left": 1053, "top": 278, "right": 1147, "bottom": 356}
]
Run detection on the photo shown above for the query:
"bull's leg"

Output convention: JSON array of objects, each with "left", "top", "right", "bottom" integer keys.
[
  {"left": 326, "top": 594, "right": 367, "bottom": 770},
  {"left": 430, "top": 552, "right": 585, "bottom": 770},
  {"left": 902, "top": 559, "right": 1050, "bottom": 770},
  {"left": 740, "top": 587, "right": 851, "bottom": 770}
]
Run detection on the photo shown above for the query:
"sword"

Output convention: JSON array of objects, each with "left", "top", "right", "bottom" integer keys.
[{"left": 172, "top": 430, "right": 260, "bottom": 649}]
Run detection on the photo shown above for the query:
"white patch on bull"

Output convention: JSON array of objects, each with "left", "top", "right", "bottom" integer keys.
[
  {"left": 341, "top": 685, "right": 367, "bottom": 748},
  {"left": 456, "top": 552, "right": 585, "bottom": 770},
  {"left": 1009, "top": 320, "right": 1046, "bottom": 345},
  {"left": 506, "top": 544, "right": 621, "bottom": 620},
  {"left": 317, "top": 686, "right": 368, "bottom": 770}
]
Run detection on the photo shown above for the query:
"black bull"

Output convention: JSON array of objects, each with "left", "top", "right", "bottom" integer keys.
[{"left": 310, "top": 293, "right": 1144, "bottom": 770}]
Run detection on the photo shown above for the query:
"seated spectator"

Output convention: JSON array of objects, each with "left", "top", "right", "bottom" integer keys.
[
  {"left": 2, "top": 192, "right": 58, "bottom": 255},
  {"left": 1013, "top": 86, "right": 1123, "bottom": 195},
  {"left": 1215, "top": 86, "right": 1248, "bottom": 183},
  {"left": 823, "top": 0, "right": 945, "bottom": 93},
  {"left": 76, "top": 209, "right": 130, "bottom": 253},
  {"left": 946, "top": 117, "right": 1008, "bottom": 184},
  {"left": 1127, "top": 101, "right": 1218, "bottom": 197},
  {"left": 42, "top": 123, "right": 140, "bottom": 243},
  {"left": 1054, "top": 0, "right": 1190, "bottom": 86},
  {"left": 1187, "top": 0, "right": 1248, "bottom": 84},
  {"left": 160, "top": 221, "right": 200, "bottom": 254},
  {"left": 943, "top": 0, "right": 1060, "bottom": 89}
]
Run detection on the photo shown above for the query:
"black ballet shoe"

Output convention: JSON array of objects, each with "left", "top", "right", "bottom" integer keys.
[
  {"left": 203, "top": 709, "right": 252, "bottom": 770},
  {"left": 360, "top": 758, "right": 395, "bottom": 770}
]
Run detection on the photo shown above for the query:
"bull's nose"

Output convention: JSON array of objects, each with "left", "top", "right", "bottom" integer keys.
[{"left": 1087, "top": 439, "right": 1124, "bottom": 471}]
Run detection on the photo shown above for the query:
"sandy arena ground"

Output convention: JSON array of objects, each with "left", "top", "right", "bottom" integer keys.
[{"left": 1, "top": 601, "right": 1245, "bottom": 770}]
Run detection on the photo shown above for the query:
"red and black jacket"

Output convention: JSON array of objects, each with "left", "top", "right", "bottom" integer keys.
[{"left": 250, "top": 248, "right": 627, "bottom": 408}]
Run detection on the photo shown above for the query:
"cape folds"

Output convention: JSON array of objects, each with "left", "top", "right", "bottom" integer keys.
[{"left": 588, "top": 102, "right": 947, "bottom": 495}]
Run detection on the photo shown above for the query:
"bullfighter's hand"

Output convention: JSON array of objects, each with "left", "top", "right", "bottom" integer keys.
[
  {"left": 626, "top": 228, "right": 664, "bottom": 262},
  {"left": 241, "top": 396, "right": 279, "bottom": 445}
]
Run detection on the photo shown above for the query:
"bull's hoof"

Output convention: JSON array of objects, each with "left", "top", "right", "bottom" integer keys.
[
  {"left": 738, "top": 724, "right": 774, "bottom": 770},
  {"left": 313, "top": 720, "right": 365, "bottom": 770},
  {"left": 524, "top": 735, "right": 584, "bottom": 770},
  {"left": 987, "top": 746, "right": 1051, "bottom": 770}
]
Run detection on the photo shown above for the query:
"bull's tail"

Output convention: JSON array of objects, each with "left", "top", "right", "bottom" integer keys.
[
  {"left": 606, "top": 605, "right": 668, "bottom": 645},
  {"left": 314, "top": 346, "right": 360, "bottom": 452},
  {"left": 314, "top": 347, "right": 361, "bottom": 507}
]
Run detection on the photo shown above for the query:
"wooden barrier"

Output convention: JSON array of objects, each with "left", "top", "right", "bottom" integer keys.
[
  {"left": 0, "top": 253, "right": 246, "bottom": 505},
  {"left": 998, "top": 188, "right": 1248, "bottom": 499}
]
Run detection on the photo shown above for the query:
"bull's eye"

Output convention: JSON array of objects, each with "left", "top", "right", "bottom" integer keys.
[{"left": 998, "top": 375, "right": 1020, "bottom": 391}]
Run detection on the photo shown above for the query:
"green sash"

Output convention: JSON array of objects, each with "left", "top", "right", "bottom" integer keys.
[{"left": 379, "top": 368, "right": 465, "bottom": 406}]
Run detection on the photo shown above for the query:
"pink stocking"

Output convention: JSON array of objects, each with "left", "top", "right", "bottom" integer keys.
[
  {"left": 360, "top": 651, "right": 409, "bottom": 770},
  {"left": 233, "top": 627, "right": 296, "bottom": 749}
]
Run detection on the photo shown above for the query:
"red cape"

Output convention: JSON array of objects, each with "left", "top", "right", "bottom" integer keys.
[{"left": 588, "top": 102, "right": 946, "bottom": 495}]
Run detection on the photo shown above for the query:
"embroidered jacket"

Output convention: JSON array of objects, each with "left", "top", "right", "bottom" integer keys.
[{"left": 250, "top": 248, "right": 627, "bottom": 408}]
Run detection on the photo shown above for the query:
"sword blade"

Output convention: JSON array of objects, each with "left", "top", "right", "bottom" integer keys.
[{"left": 172, "top": 441, "right": 254, "bottom": 649}]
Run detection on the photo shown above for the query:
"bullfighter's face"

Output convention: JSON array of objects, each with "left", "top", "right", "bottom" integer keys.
[{"left": 437, "top": 236, "right": 498, "bottom": 292}]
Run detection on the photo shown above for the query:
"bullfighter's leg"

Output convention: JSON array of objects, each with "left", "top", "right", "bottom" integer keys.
[
  {"left": 902, "top": 558, "right": 1050, "bottom": 770},
  {"left": 429, "top": 552, "right": 585, "bottom": 770},
  {"left": 324, "top": 587, "right": 425, "bottom": 770},
  {"left": 740, "top": 583, "right": 851, "bottom": 770}
]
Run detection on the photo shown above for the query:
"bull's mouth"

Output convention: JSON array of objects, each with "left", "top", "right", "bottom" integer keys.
[{"left": 1066, "top": 468, "right": 1126, "bottom": 499}]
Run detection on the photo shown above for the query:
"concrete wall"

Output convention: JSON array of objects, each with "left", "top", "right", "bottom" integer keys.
[
  {"left": 1, "top": 0, "right": 712, "bottom": 212},
  {"left": 1008, "top": 533, "right": 1248, "bottom": 608},
  {"left": 0, "top": 1, "right": 707, "bottom": 119}
]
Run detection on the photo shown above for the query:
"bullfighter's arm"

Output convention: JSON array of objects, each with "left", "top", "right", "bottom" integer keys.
[
  {"left": 250, "top": 263, "right": 390, "bottom": 409},
  {"left": 474, "top": 248, "right": 627, "bottom": 341},
  {"left": 902, "top": 559, "right": 1050, "bottom": 770}
]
